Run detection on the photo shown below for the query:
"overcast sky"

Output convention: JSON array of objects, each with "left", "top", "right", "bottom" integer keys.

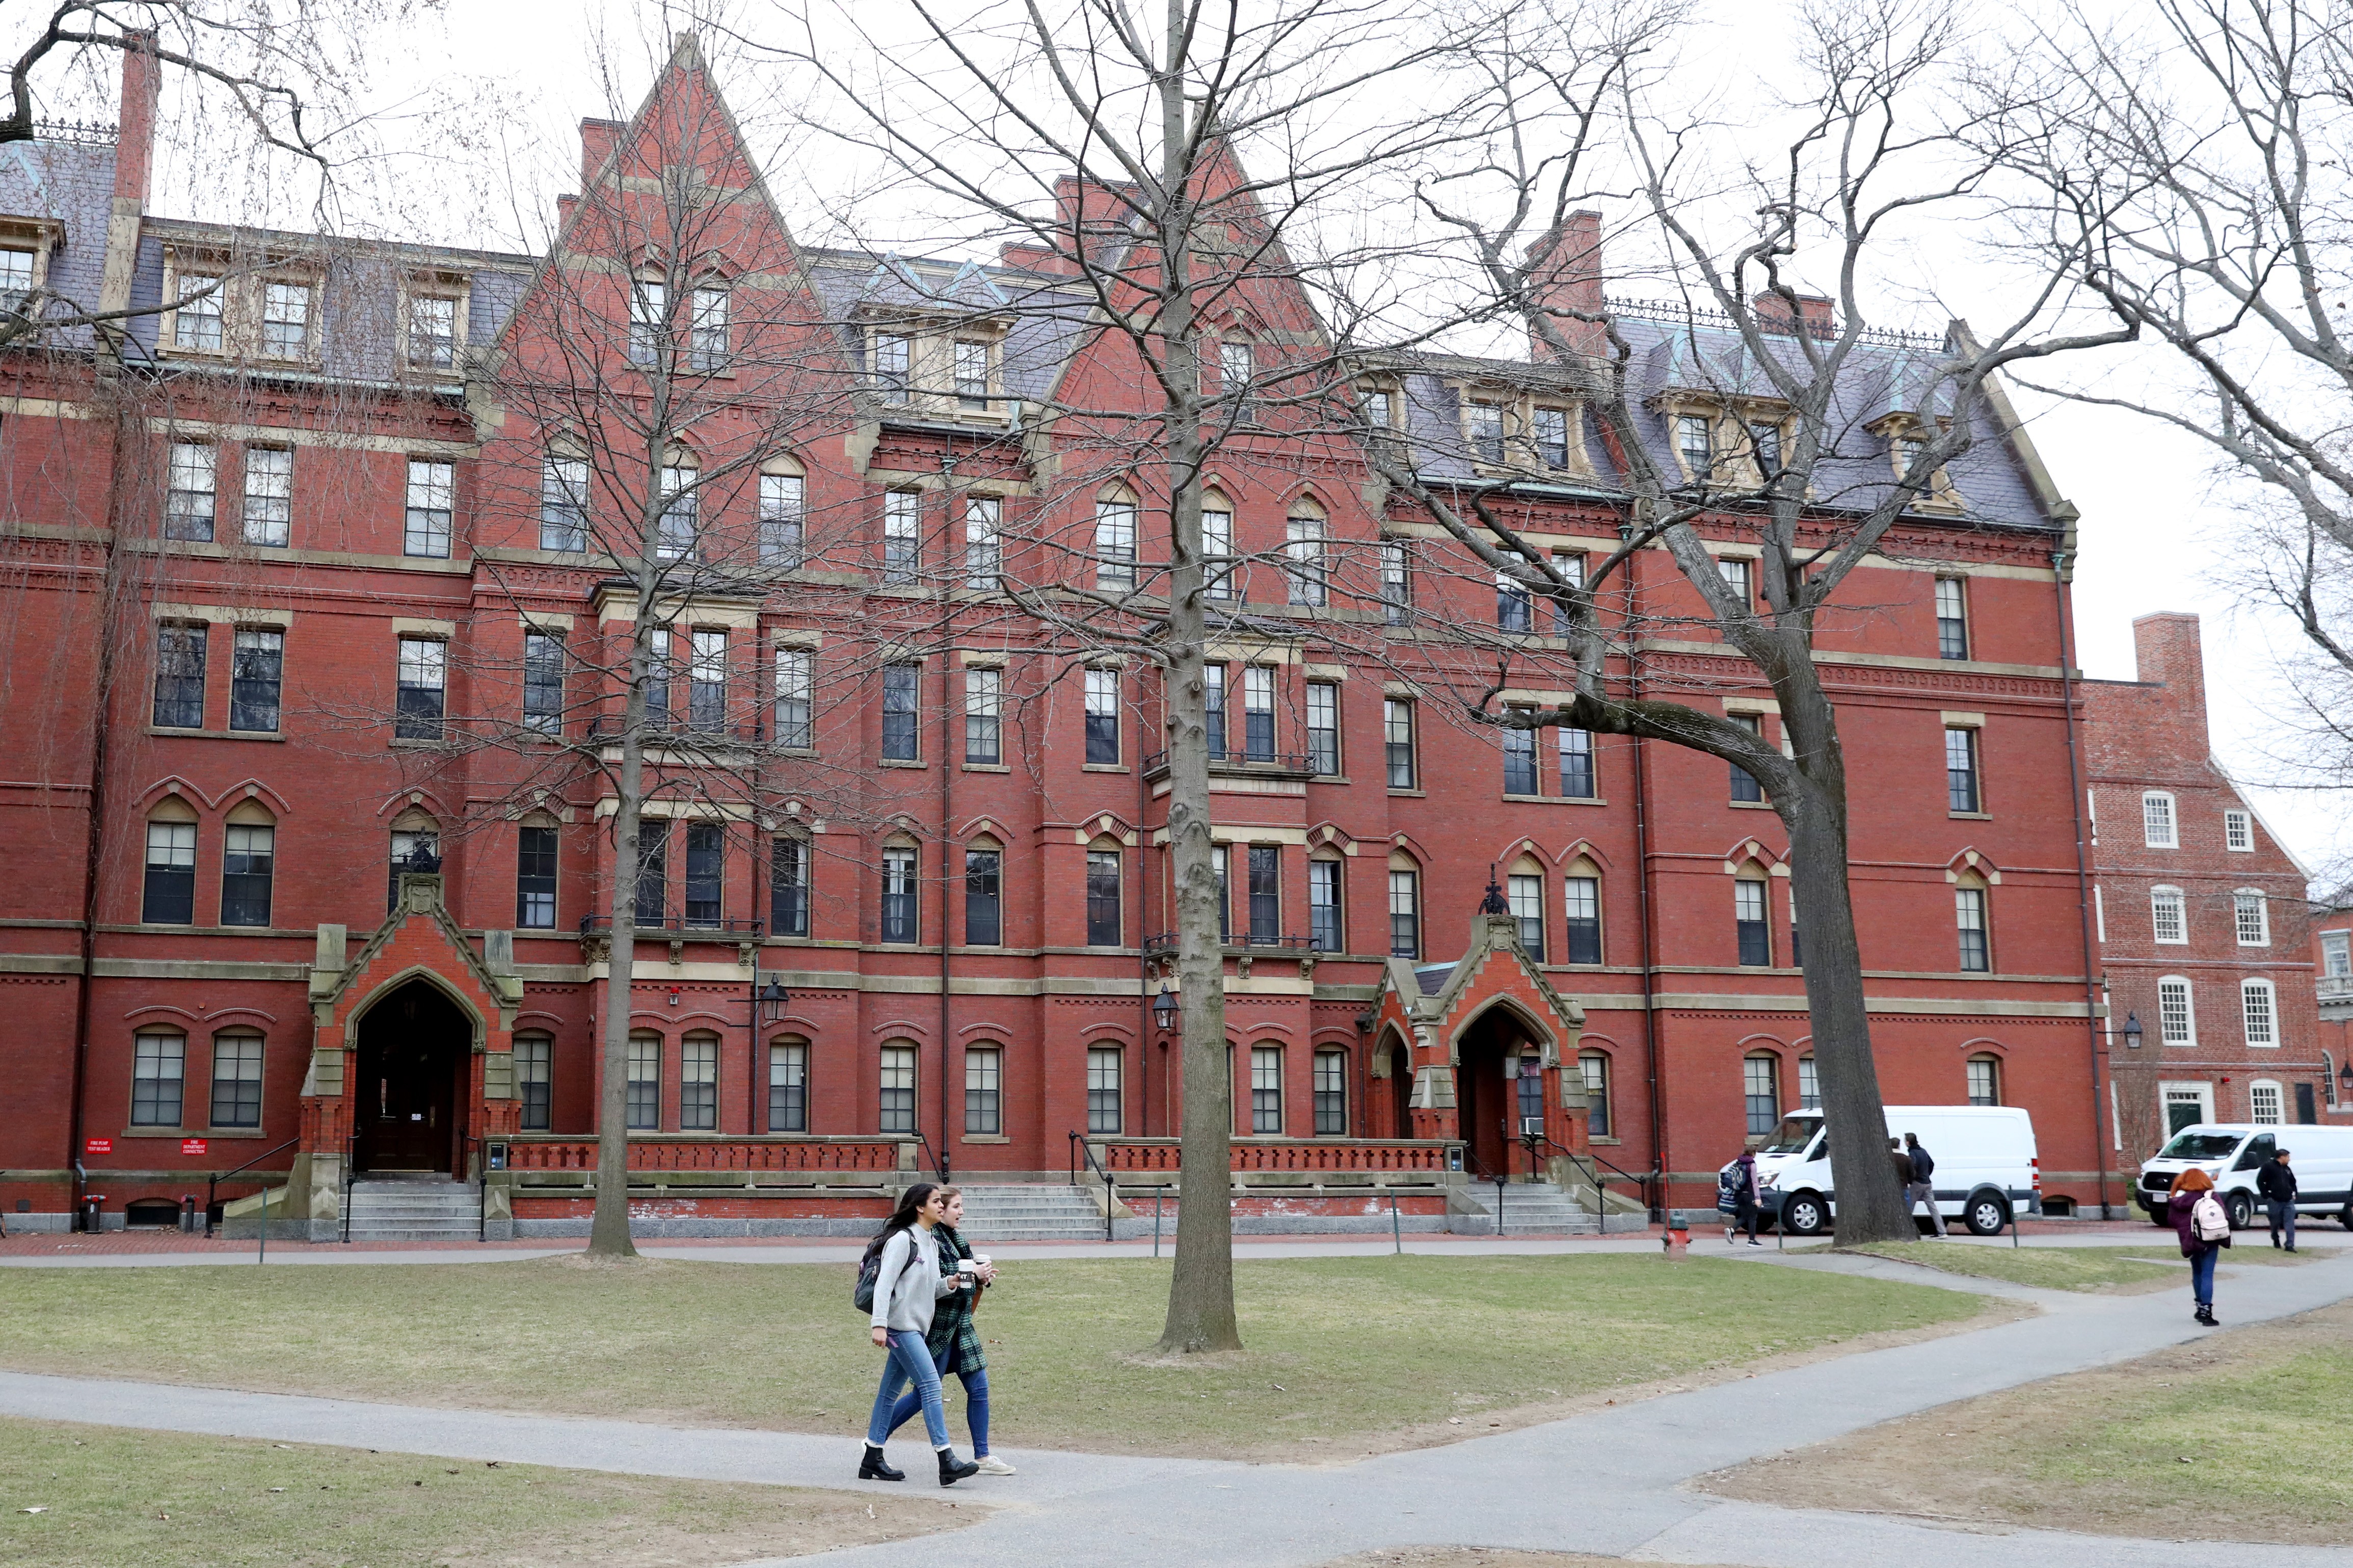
[{"left": 75, "top": 0, "right": 2352, "bottom": 889}]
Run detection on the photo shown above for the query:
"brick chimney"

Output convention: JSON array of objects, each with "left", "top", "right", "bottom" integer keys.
[
  {"left": 96, "top": 30, "right": 161, "bottom": 328},
  {"left": 581, "top": 118, "right": 627, "bottom": 187},
  {"left": 1754, "top": 291, "right": 1835, "bottom": 338},
  {"left": 2131, "top": 611, "right": 2209, "bottom": 738},
  {"left": 1525, "top": 209, "right": 1605, "bottom": 360}
]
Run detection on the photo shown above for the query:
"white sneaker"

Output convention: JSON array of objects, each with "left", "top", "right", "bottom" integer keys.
[{"left": 974, "top": 1454, "right": 1017, "bottom": 1475}]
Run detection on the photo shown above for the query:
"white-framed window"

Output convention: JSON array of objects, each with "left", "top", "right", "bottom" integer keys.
[
  {"left": 242, "top": 446, "right": 291, "bottom": 547},
  {"left": 871, "top": 331, "right": 912, "bottom": 399},
  {"left": 773, "top": 647, "right": 813, "bottom": 750},
  {"left": 2242, "top": 979, "right": 2279, "bottom": 1046},
  {"left": 1532, "top": 405, "right": 1570, "bottom": 468},
  {"left": 2158, "top": 976, "right": 2195, "bottom": 1045},
  {"left": 964, "top": 665, "right": 1001, "bottom": 765},
  {"left": 1743, "top": 1053, "right": 1779, "bottom": 1135},
  {"left": 1201, "top": 502, "right": 1234, "bottom": 601},
  {"left": 952, "top": 338, "right": 990, "bottom": 409},
  {"left": 1379, "top": 538, "right": 1410, "bottom": 623},
  {"left": 1086, "top": 1046, "right": 1122, "bottom": 1135},
  {"left": 517, "top": 1034, "right": 553, "bottom": 1130},
  {"left": 1581, "top": 1050, "right": 1612, "bottom": 1135},
  {"left": 1507, "top": 872, "right": 1544, "bottom": 958},
  {"left": 879, "top": 1043, "right": 917, "bottom": 1132},
  {"left": 657, "top": 465, "right": 698, "bottom": 561},
  {"left": 1084, "top": 666, "right": 1120, "bottom": 766},
  {"left": 628, "top": 278, "right": 666, "bottom": 365},
  {"left": 964, "top": 1044, "right": 1002, "bottom": 1134},
  {"left": 1955, "top": 885, "right": 1990, "bottom": 972},
  {"left": 2250, "top": 1079, "right": 2283, "bottom": 1125},
  {"left": 173, "top": 271, "right": 223, "bottom": 351},
  {"left": 404, "top": 459, "right": 454, "bottom": 559},
  {"left": 964, "top": 495, "right": 1000, "bottom": 589},
  {"left": 394, "top": 637, "right": 446, "bottom": 741},
  {"left": 688, "top": 285, "right": 729, "bottom": 370},
  {"left": 1285, "top": 513, "right": 1328, "bottom": 606},
  {"left": 2224, "top": 808, "right": 2253, "bottom": 852},
  {"left": 1305, "top": 681, "right": 1340, "bottom": 776},
  {"left": 768, "top": 1040, "right": 807, "bottom": 1132},
  {"left": 1716, "top": 555, "right": 1752, "bottom": 606},
  {"left": 2323, "top": 930, "right": 2352, "bottom": 979},
  {"left": 1313, "top": 1048, "right": 1348, "bottom": 1135},
  {"left": 2151, "top": 885, "right": 2187, "bottom": 944},
  {"left": 260, "top": 279, "right": 311, "bottom": 358},
  {"left": 1220, "top": 338, "right": 1254, "bottom": 414},
  {"left": 1094, "top": 495, "right": 1137, "bottom": 590},
  {"left": 132, "top": 1032, "right": 187, "bottom": 1126},
  {"left": 1249, "top": 1045, "right": 1283, "bottom": 1133},
  {"left": 165, "top": 441, "right": 217, "bottom": 542},
  {"left": 541, "top": 454, "right": 589, "bottom": 552},
  {"left": 2234, "top": 890, "right": 2270, "bottom": 947},
  {"left": 2142, "top": 791, "right": 2178, "bottom": 848},
  {"left": 881, "top": 490, "right": 920, "bottom": 584},
  {"left": 407, "top": 293, "right": 459, "bottom": 370},
  {"left": 1935, "top": 576, "right": 1968, "bottom": 660},
  {"left": 760, "top": 471, "right": 805, "bottom": 565},
  {"left": 1676, "top": 414, "right": 1712, "bottom": 475}
]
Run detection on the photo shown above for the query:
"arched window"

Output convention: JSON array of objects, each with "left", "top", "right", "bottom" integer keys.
[
  {"left": 1313, "top": 1048, "right": 1348, "bottom": 1135},
  {"left": 131, "top": 1030, "right": 186, "bottom": 1127},
  {"left": 1087, "top": 1046, "right": 1123, "bottom": 1134},
  {"left": 516, "top": 814, "right": 559, "bottom": 931},
  {"left": 1094, "top": 486, "right": 1138, "bottom": 591},
  {"left": 1579, "top": 1049, "right": 1612, "bottom": 1137},
  {"left": 1506, "top": 855, "right": 1545, "bottom": 959},
  {"left": 1797, "top": 1052, "right": 1818, "bottom": 1110},
  {"left": 687, "top": 278, "right": 730, "bottom": 370},
  {"left": 1967, "top": 1053, "right": 2001, "bottom": 1106},
  {"left": 1285, "top": 495, "right": 1327, "bottom": 607},
  {"left": 209, "top": 1031, "right": 264, "bottom": 1127},
  {"left": 626, "top": 1032, "right": 662, "bottom": 1130},
  {"left": 2242, "top": 979, "right": 2279, "bottom": 1047},
  {"left": 1386, "top": 850, "right": 1421, "bottom": 959},
  {"left": 1954, "top": 872, "right": 1989, "bottom": 973},
  {"left": 656, "top": 458, "right": 699, "bottom": 561},
  {"left": 770, "top": 830, "right": 811, "bottom": 937},
  {"left": 515, "top": 1032, "right": 552, "bottom": 1130},
  {"left": 1743, "top": 1052, "right": 1780, "bottom": 1136},
  {"left": 1563, "top": 857, "right": 1602, "bottom": 965},
  {"left": 880, "top": 840, "right": 920, "bottom": 943},
  {"left": 1249, "top": 1044, "right": 1285, "bottom": 1133},
  {"left": 540, "top": 443, "right": 589, "bottom": 552},
  {"left": 1308, "top": 852, "right": 1344, "bottom": 953},
  {"left": 965, "top": 1043, "right": 1003, "bottom": 1134},
  {"left": 964, "top": 835, "right": 1003, "bottom": 947},
  {"left": 1086, "top": 840, "right": 1123, "bottom": 947},
  {"left": 389, "top": 808, "right": 439, "bottom": 913},
  {"left": 1200, "top": 488, "right": 1235, "bottom": 601},
  {"left": 680, "top": 1031, "right": 719, "bottom": 1130},
  {"left": 1734, "top": 871, "right": 1771, "bottom": 966},
  {"left": 879, "top": 1040, "right": 918, "bottom": 1133},
  {"left": 768, "top": 1036, "right": 809, "bottom": 1132},
  {"left": 2158, "top": 975, "right": 2196, "bottom": 1045},
  {"left": 143, "top": 797, "right": 198, "bottom": 925},
  {"left": 221, "top": 800, "right": 276, "bottom": 928}
]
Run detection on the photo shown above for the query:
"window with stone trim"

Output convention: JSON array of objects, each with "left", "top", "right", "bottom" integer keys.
[{"left": 132, "top": 1032, "right": 186, "bottom": 1126}]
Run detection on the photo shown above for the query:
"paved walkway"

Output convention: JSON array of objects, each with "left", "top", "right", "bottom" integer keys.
[{"left": 3, "top": 1244, "right": 2349, "bottom": 1565}]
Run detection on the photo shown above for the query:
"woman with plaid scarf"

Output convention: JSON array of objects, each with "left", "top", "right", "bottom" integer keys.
[{"left": 885, "top": 1187, "right": 1012, "bottom": 1474}]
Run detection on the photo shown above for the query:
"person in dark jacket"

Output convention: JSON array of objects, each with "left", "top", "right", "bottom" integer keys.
[
  {"left": 2257, "top": 1148, "right": 2299, "bottom": 1252},
  {"left": 2168, "top": 1167, "right": 2229, "bottom": 1326},
  {"left": 1902, "top": 1132, "right": 1946, "bottom": 1237},
  {"left": 1724, "top": 1149, "right": 1763, "bottom": 1246}
]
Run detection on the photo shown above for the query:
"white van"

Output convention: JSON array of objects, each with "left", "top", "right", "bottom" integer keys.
[
  {"left": 2135, "top": 1123, "right": 2353, "bottom": 1230},
  {"left": 1751, "top": 1105, "right": 2040, "bottom": 1237}
]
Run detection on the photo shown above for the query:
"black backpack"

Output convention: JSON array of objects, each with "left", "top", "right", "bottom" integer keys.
[{"left": 852, "top": 1230, "right": 893, "bottom": 1313}]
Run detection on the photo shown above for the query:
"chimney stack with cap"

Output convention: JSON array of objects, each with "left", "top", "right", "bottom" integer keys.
[{"left": 96, "top": 31, "right": 161, "bottom": 329}]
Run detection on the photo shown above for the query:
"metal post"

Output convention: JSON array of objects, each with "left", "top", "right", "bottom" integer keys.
[
  {"left": 256, "top": 1181, "right": 268, "bottom": 1265},
  {"left": 1391, "top": 1188, "right": 1402, "bottom": 1255},
  {"left": 1153, "top": 1188, "right": 1163, "bottom": 1258}
]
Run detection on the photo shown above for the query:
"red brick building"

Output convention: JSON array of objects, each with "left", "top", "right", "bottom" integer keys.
[
  {"left": 2084, "top": 612, "right": 2333, "bottom": 1203},
  {"left": 2, "top": 41, "right": 2127, "bottom": 1236}
]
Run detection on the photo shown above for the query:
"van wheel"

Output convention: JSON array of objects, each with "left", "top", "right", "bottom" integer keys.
[
  {"left": 2225, "top": 1191, "right": 2254, "bottom": 1231},
  {"left": 1963, "top": 1193, "right": 2009, "bottom": 1236},
  {"left": 1781, "top": 1192, "right": 1827, "bottom": 1236},
  {"left": 2151, "top": 1208, "right": 2173, "bottom": 1227},
  {"left": 2341, "top": 1202, "right": 2353, "bottom": 1230}
]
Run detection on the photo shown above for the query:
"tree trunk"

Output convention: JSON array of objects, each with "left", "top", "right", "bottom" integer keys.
[
  {"left": 587, "top": 627, "right": 649, "bottom": 1259},
  {"left": 1782, "top": 793, "right": 1913, "bottom": 1245}
]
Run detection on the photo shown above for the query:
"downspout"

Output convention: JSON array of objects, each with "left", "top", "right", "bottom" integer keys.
[
  {"left": 2052, "top": 527, "right": 2111, "bottom": 1218},
  {"left": 1139, "top": 705, "right": 1151, "bottom": 1142},
  {"left": 1620, "top": 517, "right": 1666, "bottom": 1223},
  {"left": 938, "top": 454, "right": 960, "bottom": 1184}
]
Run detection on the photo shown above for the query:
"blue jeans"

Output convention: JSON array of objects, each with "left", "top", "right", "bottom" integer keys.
[
  {"left": 2190, "top": 1245, "right": 2217, "bottom": 1308},
  {"left": 867, "top": 1330, "right": 949, "bottom": 1449},
  {"left": 2267, "top": 1198, "right": 2297, "bottom": 1248},
  {"left": 891, "top": 1359, "right": 990, "bottom": 1457}
]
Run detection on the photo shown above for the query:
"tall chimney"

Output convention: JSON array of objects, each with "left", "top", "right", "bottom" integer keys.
[
  {"left": 1525, "top": 210, "right": 1604, "bottom": 360},
  {"left": 96, "top": 30, "right": 161, "bottom": 330},
  {"left": 581, "top": 118, "right": 626, "bottom": 188},
  {"left": 2131, "top": 612, "right": 2209, "bottom": 747}
]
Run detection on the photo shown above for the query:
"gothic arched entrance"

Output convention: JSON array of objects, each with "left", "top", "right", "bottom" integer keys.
[
  {"left": 1455, "top": 1003, "right": 1547, "bottom": 1180},
  {"left": 353, "top": 978, "right": 472, "bottom": 1173}
]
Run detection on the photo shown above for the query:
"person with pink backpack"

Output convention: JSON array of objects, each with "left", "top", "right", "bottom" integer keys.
[{"left": 2167, "top": 1167, "right": 2232, "bottom": 1327}]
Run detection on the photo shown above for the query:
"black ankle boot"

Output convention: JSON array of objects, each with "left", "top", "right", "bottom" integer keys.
[
  {"left": 859, "top": 1444, "right": 904, "bottom": 1481},
  {"left": 939, "top": 1448, "right": 979, "bottom": 1486}
]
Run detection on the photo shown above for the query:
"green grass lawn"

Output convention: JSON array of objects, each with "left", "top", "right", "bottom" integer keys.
[
  {"left": 1832, "top": 1242, "right": 2185, "bottom": 1292},
  {"left": 0, "top": 1415, "right": 952, "bottom": 1568},
  {"left": 0, "top": 1255, "right": 1986, "bottom": 1460}
]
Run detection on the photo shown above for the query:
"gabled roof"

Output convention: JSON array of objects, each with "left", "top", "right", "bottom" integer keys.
[{"left": 1370, "top": 910, "right": 1585, "bottom": 1061}]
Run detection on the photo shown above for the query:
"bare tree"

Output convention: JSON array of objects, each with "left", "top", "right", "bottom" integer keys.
[
  {"left": 1990, "top": 0, "right": 2353, "bottom": 839},
  {"left": 771, "top": 0, "right": 1478, "bottom": 1347},
  {"left": 1354, "top": 0, "right": 2133, "bottom": 1242}
]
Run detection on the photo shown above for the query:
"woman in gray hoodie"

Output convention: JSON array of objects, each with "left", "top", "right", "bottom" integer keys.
[{"left": 860, "top": 1183, "right": 980, "bottom": 1485}]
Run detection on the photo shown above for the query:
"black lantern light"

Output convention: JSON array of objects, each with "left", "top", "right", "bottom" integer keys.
[
  {"left": 758, "top": 977, "right": 791, "bottom": 1025},
  {"left": 2340, "top": 1057, "right": 2352, "bottom": 1095},
  {"left": 2121, "top": 1011, "right": 2143, "bottom": 1050},
  {"left": 1152, "top": 983, "right": 1179, "bottom": 1035}
]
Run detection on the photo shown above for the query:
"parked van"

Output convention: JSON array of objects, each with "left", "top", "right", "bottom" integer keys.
[
  {"left": 1751, "top": 1105, "right": 2040, "bottom": 1237},
  {"left": 2135, "top": 1123, "right": 2353, "bottom": 1230}
]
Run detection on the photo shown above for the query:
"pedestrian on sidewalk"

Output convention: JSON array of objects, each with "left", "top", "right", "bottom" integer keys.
[
  {"left": 1903, "top": 1132, "right": 1946, "bottom": 1238},
  {"left": 886, "top": 1188, "right": 1011, "bottom": 1475},
  {"left": 858, "top": 1182, "right": 981, "bottom": 1486},
  {"left": 2257, "top": 1147, "right": 2299, "bottom": 1252},
  {"left": 1721, "top": 1149, "right": 1763, "bottom": 1246},
  {"left": 2166, "top": 1167, "right": 2230, "bottom": 1327}
]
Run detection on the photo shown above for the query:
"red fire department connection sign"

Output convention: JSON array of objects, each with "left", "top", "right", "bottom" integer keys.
[
  {"left": 180, "top": 1139, "right": 208, "bottom": 1156},
  {"left": 83, "top": 1137, "right": 111, "bottom": 1155}
]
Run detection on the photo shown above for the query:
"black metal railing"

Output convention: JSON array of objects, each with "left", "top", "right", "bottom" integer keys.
[
  {"left": 586, "top": 714, "right": 766, "bottom": 746},
  {"left": 340, "top": 1128, "right": 359, "bottom": 1242},
  {"left": 1523, "top": 1132, "right": 1660, "bottom": 1220},
  {"left": 1141, "top": 747, "right": 1322, "bottom": 779},
  {"left": 579, "top": 913, "right": 765, "bottom": 937},
  {"left": 205, "top": 1137, "right": 298, "bottom": 1238},
  {"left": 466, "top": 1136, "right": 488, "bottom": 1241},
  {"left": 1068, "top": 1131, "right": 1116, "bottom": 1242},
  {"left": 912, "top": 1128, "right": 949, "bottom": 1184}
]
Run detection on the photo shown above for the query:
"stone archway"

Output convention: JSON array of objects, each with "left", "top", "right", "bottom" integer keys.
[
  {"left": 351, "top": 978, "right": 473, "bottom": 1173},
  {"left": 1453, "top": 999, "right": 1552, "bottom": 1180}
]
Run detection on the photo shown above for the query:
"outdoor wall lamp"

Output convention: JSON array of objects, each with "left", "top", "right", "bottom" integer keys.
[
  {"left": 758, "top": 978, "right": 791, "bottom": 1025},
  {"left": 1152, "top": 984, "right": 1179, "bottom": 1035},
  {"left": 2121, "top": 1012, "right": 2143, "bottom": 1049},
  {"left": 2340, "top": 1059, "right": 2352, "bottom": 1094}
]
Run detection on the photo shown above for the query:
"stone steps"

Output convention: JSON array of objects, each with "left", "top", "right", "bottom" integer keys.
[
  {"left": 345, "top": 1178, "right": 481, "bottom": 1242},
  {"left": 951, "top": 1184, "right": 1111, "bottom": 1242},
  {"left": 1453, "top": 1179, "right": 1602, "bottom": 1235}
]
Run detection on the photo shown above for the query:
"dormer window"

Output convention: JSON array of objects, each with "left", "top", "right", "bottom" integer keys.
[
  {"left": 261, "top": 280, "right": 311, "bottom": 359},
  {"left": 954, "top": 338, "right": 990, "bottom": 409},
  {"left": 408, "top": 294, "right": 457, "bottom": 370},
  {"left": 1533, "top": 407, "right": 1569, "bottom": 469},
  {"left": 0, "top": 246, "right": 33, "bottom": 315},
  {"left": 1873, "top": 414, "right": 1964, "bottom": 511},
  {"left": 872, "top": 331, "right": 912, "bottom": 400},
  {"left": 1748, "top": 421, "right": 1782, "bottom": 478},
  {"left": 1676, "top": 414, "right": 1712, "bottom": 476},
  {"left": 173, "top": 273, "right": 223, "bottom": 352},
  {"left": 1467, "top": 400, "right": 1506, "bottom": 464}
]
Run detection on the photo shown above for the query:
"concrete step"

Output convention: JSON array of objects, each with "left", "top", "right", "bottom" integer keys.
[
  {"left": 952, "top": 1185, "right": 1111, "bottom": 1241},
  {"left": 345, "top": 1181, "right": 481, "bottom": 1241}
]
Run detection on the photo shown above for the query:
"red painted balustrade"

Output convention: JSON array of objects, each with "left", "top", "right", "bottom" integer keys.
[
  {"left": 502, "top": 1136, "right": 911, "bottom": 1172},
  {"left": 1099, "top": 1139, "right": 1458, "bottom": 1173}
]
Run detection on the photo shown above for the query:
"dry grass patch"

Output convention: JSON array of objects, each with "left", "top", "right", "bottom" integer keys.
[
  {"left": 0, "top": 1253, "right": 1989, "bottom": 1463},
  {"left": 1699, "top": 1297, "right": 2353, "bottom": 1545},
  {"left": 0, "top": 1416, "right": 956, "bottom": 1567}
]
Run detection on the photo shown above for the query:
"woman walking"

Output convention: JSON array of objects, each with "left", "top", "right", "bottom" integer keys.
[
  {"left": 2167, "top": 1167, "right": 2231, "bottom": 1327},
  {"left": 1720, "top": 1148, "right": 1763, "bottom": 1246},
  {"left": 887, "top": 1188, "right": 1011, "bottom": 1474},
  {"left": 859, "top": 1182, "right": 980, "bottom": 1485}
]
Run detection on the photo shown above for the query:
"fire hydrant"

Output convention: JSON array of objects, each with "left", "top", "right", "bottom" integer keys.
[{"left": 1663, "top": 1223, "right": 1690, "bottom": 1258}]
